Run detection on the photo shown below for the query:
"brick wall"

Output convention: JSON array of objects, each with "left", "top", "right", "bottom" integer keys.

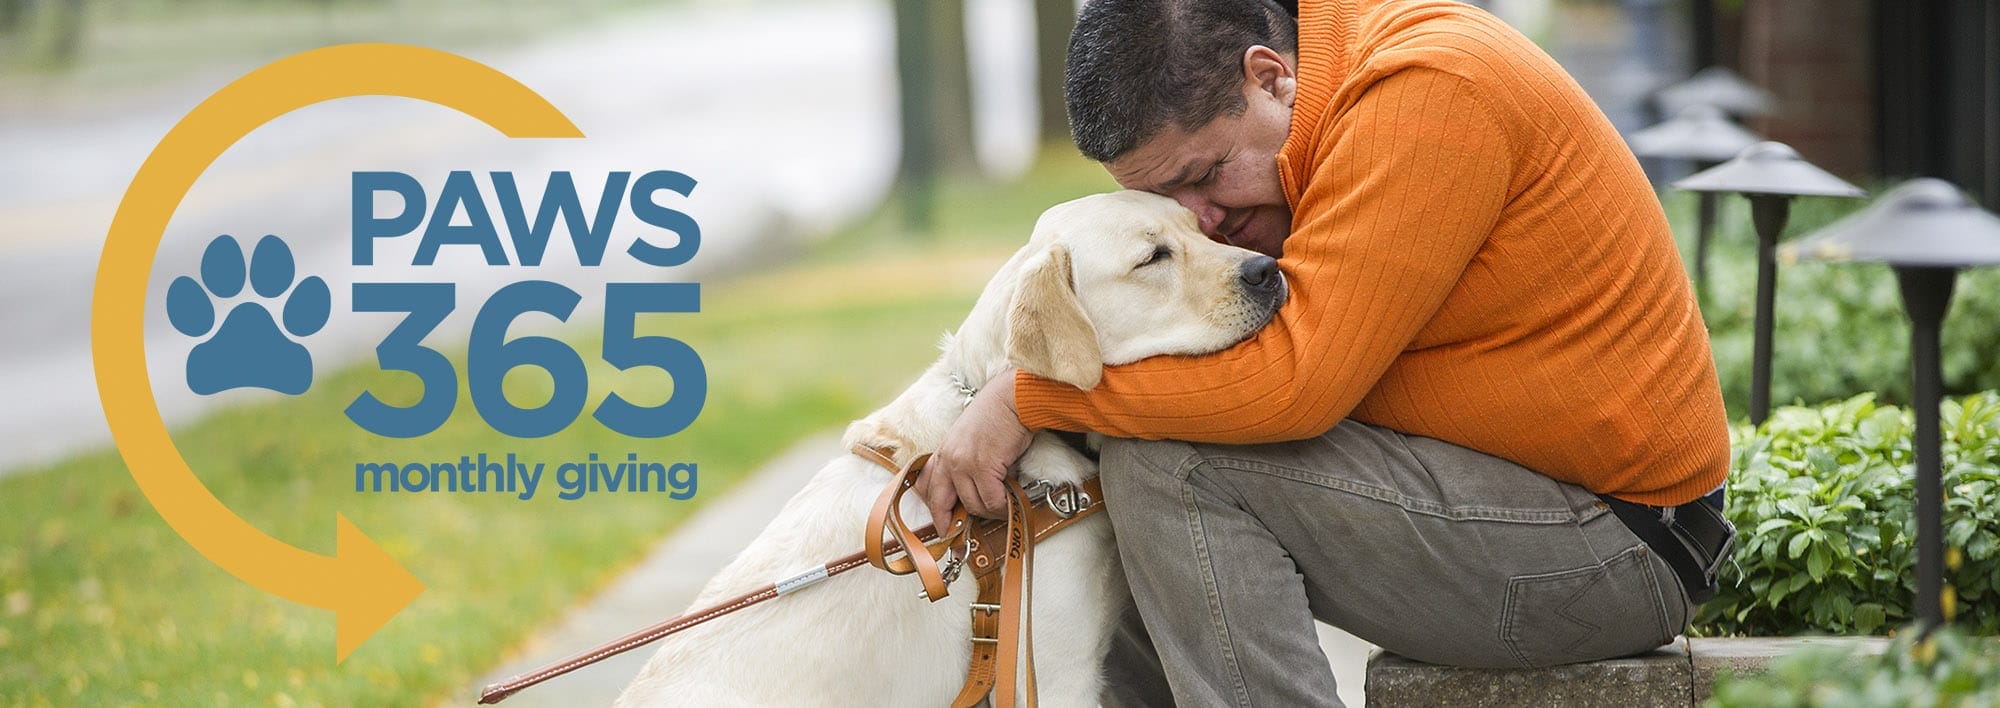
[{"left": 1738, "top": 0, "right": 1874, "bottom": 180}]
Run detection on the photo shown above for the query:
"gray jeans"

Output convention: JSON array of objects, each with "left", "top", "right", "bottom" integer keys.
[{"left": 1097, "top": 419, "right": 1692, "bottom": 707}]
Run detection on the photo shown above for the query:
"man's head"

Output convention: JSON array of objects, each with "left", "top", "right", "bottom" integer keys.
[{"left": 1065, "top": 0, "right": 1299, "bottom": 257}]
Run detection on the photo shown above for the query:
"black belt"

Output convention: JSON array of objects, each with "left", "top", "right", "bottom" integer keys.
[{"left": 1596, "top": 488, "right": 1734, "bottom": 605}]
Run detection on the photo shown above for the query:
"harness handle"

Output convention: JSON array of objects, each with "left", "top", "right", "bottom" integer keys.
[{"left": 863, "top": 451, "right": 970, "bottom": 601}]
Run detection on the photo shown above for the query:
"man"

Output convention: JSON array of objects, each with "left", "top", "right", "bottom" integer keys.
[{"left": 921, "top": 0, "right": 1734, "bottom": 705}]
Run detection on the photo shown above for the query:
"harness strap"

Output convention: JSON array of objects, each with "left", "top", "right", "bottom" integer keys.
[
  {"left": 951, "top": 571, "right": 1003, "bottom": 705},
  {"left": 849, "top": 442, "right": 900, "bottom": 477},
  {"left": 993, "top": 479, "right": 1036, "bottom": 708}
]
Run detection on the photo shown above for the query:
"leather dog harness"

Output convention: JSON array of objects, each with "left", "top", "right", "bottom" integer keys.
[
  {"left": 857, "top": 443, "right": 1104, "bottom": 708},
  {"left": 477, "top": 443, "right": 1104, "bottom": 705}
]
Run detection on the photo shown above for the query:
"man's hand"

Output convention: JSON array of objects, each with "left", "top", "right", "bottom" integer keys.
[{"left": 920, "top": 369, "right": 1034, "bottom": 522}]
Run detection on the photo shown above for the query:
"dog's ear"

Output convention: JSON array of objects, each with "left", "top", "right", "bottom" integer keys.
[{"left": 1006, "top": 244, "right": 1103, "bottom": 389}]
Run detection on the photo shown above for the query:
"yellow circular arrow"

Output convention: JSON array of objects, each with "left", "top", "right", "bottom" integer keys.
[{"left": 92, "top": 43, "right": 584, "bottom": 663}]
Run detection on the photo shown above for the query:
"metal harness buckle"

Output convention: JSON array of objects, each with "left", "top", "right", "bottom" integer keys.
[
  {"left": 940, "top": 551, "right": 963, "bottom": 585},
  {"left": 917, "top": 548, "right": 966, "bottom": 600},
  {"left": 1023, "top": 480, "right": 1084, "bottom": 519},
  {"left": 969, "top": 601, "right": 1001, "bottom": 644}
]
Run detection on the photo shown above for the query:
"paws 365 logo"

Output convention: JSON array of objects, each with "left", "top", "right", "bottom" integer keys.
[
  {"left": 168, "top": 235, "right": 329, "bottom": 395},
  {"left": 93, "top": 44, "right": 703, "bottom": 662}
]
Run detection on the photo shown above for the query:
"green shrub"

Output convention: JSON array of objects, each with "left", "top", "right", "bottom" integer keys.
[
  {"left": 1668, "top": 193, "right": 2000, "bottom": 418},
  {"left": 1694, "top": 392, "right": 2000, "bottom": 636},
  {"left": 1706, "top": 624, "right": 2000, "bottom": 707}
]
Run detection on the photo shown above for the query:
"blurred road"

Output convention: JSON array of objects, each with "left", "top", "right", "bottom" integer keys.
[{"left": 0, "top": 0, "right": 1038, "bottom": 475}]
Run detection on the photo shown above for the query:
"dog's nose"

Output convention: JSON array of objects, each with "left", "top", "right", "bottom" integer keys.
[{"left": 1239, "top": 256, "right": 1281, "bottom": 294}]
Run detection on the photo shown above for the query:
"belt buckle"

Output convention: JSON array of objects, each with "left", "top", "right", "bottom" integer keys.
[
  {"left": 1704, "top": 532, "right": 1735, "bottom": 580},
  {"left": 1665, "top": 501, "right": 1736, "bottom": 586},
  {"left": 1673, "top": 524, "right": 1735, "bottom": 583}
]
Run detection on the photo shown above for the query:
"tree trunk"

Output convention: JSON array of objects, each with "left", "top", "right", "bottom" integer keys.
[
  {"left": 0, "top": 0, "right": 26, "bottom": 35},
  {"left": 1033, "top": 0, "right": 1076, "bottom": 148},
  {"left": 50, "top": 0, "right": 87, "bottom": 67},
  {"left": 891, "top": 0, "right": 980, "bottom": 229},
  {"left": 924, "top": 0, "right": 979, "bottom": 176},
  {"left": 892, "top": 0, "right": 936, "bottom": 228}
]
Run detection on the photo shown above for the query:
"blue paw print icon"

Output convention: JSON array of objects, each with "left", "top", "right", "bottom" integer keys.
[{"left": 167, "top": 235, "right": 331, "bottom": 395}]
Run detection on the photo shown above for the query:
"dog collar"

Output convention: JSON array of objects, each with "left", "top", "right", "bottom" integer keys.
[{"left": 948, "top": 372, "right": 979, "bottom": 405}]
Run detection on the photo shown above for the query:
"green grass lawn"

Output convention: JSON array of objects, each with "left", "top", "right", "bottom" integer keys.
[
  {"left": 808, "top": 153, "right": 1125, "bottom": 265},
  {"left": 0, "top": 152, "right": 1117, "bottom": 705}
]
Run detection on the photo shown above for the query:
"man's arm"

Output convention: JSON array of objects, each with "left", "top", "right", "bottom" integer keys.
[
  {"left": 1014, "top": 66, "right": 1516, "bottom": 442},
  {"left": 925, "top": 65, "right": 1519, "bottom": 520}
]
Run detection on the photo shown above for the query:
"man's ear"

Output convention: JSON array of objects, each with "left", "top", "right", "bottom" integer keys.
[
  {"left": 1006, "top": 245, "right": 1104, "bottom": 390},
  {"left": 1242, "top": 45, "right": 1296, "bottom": 107}
]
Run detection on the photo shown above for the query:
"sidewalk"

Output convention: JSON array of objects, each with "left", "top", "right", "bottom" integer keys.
[{"left": 461, "top": 432, "right": 1376, "bottom": 706}]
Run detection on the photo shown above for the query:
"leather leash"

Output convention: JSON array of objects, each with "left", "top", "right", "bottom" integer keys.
[{"left": 476, "top": 443, "right": 1103, "bottom": 705}]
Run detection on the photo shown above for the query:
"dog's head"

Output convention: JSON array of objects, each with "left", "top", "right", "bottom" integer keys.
[{"left": 1006, "top": 190, "right": 1287, "bottom": 390}]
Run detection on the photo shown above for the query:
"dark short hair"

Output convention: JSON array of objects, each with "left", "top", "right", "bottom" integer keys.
[{"left": 1064, "top": 0, "right": 1299, "bottom": 162}]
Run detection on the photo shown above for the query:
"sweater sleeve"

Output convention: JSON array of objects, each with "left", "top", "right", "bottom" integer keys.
[{"left": 1014, "top": 67, "right": 1515, "bottom": 441}]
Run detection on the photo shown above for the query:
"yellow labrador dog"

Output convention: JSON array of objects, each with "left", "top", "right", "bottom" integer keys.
[{"left": 616, "top": 190, "right": 1285, "bottom": 706}]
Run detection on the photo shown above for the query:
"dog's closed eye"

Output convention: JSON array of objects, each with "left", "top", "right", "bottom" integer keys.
[{"left": 1135, "top": 245, "right": 1172, "bottom": 270}]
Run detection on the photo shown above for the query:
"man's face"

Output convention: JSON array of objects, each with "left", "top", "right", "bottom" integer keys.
[{"left": 1104, "top": 46, "right": 1297, "bottom": 258}]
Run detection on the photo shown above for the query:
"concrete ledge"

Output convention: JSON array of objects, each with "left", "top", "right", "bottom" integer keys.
[
  {"left": 1365, "top": 637, "right": 1888, "bottom": 707},
  {"left": 1687, "top": 636, "right": 1887, "bottom": 703},
  {"left": 1365, "top": 643, "right": 1690, "bottom": 707}
]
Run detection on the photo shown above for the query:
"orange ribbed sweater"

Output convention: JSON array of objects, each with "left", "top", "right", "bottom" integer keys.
[{"left": 1015, "top": 0, "right": 1730, "bottom": 505}]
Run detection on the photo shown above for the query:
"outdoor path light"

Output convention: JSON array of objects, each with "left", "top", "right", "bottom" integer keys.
[
  {"left": 1781, "top": 178, "right": 2000, "bottom": 628},
  {"left": 1676, "top": 141, "right": 1865, "bottom": 426},
  {"left": 1628, "top": 104, "right": 1762, "bottom": 292},
  {"left": 1654, "top": 66, "right": 1776, "bottom": 118}
]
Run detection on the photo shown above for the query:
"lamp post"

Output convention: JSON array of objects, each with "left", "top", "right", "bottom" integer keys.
[
  {"left": 1655, "top": 66, "right": 1775, "bottom": 118},
  {"left": 1628, "top": 104, "right": 1762, "bottom": 291},
  {"left": 1781, "top": 179, "right": 2000, "bottom": 628},
  {"left": 1675, "top": 142, "right": 1865, "bottom": 426},
  {"left": 1687, "top": 0, "right": 1715, "bottom": 71}
]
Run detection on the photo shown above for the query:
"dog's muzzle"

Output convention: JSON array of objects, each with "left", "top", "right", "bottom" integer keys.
[{"left": 1237, "top": 255, "right": 1288, "bottom": 324}]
